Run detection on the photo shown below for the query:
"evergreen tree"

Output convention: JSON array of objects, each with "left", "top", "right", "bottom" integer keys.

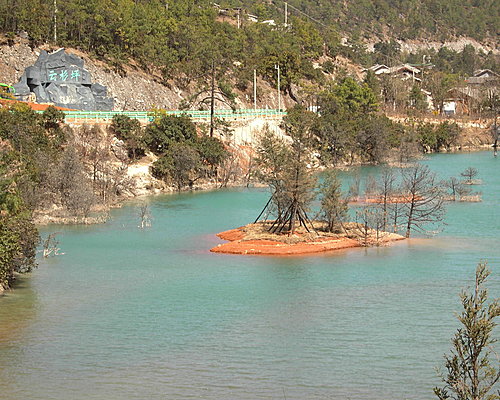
[
  {"left": 435, "top": 262, "right": 500, "bottom": 400},
  {"left": 254, "top": 106, "right": 317, "bottom": 234}
]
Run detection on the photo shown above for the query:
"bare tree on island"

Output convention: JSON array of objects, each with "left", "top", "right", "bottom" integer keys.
[
  {"left": 254, "top": 127, "right": 290, "bottom": 217},
  {"left": 319, "top": 170, "right": 348, "bottom": 233},
  {"left": 435, "top": 262, "right": 500, "bottom": 400},
  {"left": 353, "top": 207, "right": 377, "bottom": 247},
  {"left": 401, "top": 164, "right": 445, "bottom": 238},
  {"left": 441, "top": 176, "right": 482, "bottom": 202},
  {"left": 376, "top": 167, "right": 397, "bottom": 232},
  {"left": 254, "top": 106, "right": 318, "bottom": 234},
  {"left": 461, "top": 167, "right": 480, "bottom": 185},
  {"left": 442, "top": 177, "right": 467, "bottom": 202}
]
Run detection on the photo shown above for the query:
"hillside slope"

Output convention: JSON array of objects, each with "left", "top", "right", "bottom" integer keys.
[{"left": 0, "top": 37, "right": 304, "bottom": 111}]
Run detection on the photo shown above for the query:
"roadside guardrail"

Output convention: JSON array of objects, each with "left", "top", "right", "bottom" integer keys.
[{"left": 45, "top": 108, "right": 287, "bottom": 124}]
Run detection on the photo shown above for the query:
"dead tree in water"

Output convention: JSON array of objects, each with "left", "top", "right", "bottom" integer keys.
[
  {"left": 43, "top": 232, "right": 63, "bottom": 257},
  {"left": 138, "top": 203, "right": 152, "bottom": 229},
  {"left": 376, "top": 167, "right": 397, "bottom": 232},
  {"left": 461, "top": 167, "right": 480, "bottom": 185},
  {"left": 401, "top": 164, "right": 445, "bottom": 238},
  {"left": 441, "top": 176, "right": 462, "bottom": 201}
]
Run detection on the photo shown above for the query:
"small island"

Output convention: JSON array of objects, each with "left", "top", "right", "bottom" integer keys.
[
  {"left": 211, "top": 221, "right": 405, "bottom": 256},
  {"left": 210, "top": 111, "right": 450, "bottom": 257}
]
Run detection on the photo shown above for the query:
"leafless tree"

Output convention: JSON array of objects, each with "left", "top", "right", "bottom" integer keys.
[
  {"left": 388, "top": 200, "right": 404, "bottom": 234},
  {"left": 55, "top": 147, "right": 95, "bottom": 217},
  {"left": 377, "top": 167, "right": 397, "bottom": 231},
  {"left": 183, "top": 60, "right": 236, "bottom": 137},
  {"left": 244, "top": 156, "right": 254, "bottom": 188},
  {"left": 401, "top": 164, "right": 445, "bottom": 238},
  {"left": 42, "top": 232, "right": 63, "bottom": 257},
  {"left": 74, "top": 124, "right": 133, "bottom": 205},
  {"left": 138, "top": 203, "right": 152, "bottom": 229},
  {"left": 319, "top": 170, "right": 348, "bottom": 233},
  {"left": 218, "top": 153, "right": 240, "bottom": 188},
  {"left": 348, "top": 172, "right": 361, "bottom": 201},
  {"left": 75, "top": 124, "right": 111, "bottom": 185},
  {"left": 456, "top": 186, "right": 483, "bottom": 202},
  {"left": 442, "top": 177, "right": 463, "bottom": 201},
  {"left": 456, "top": 184, "right": 473, "bottom": 200},
  {"left": 461, "top": 167, "right": 480, "bottom": 185},
  {"left": 351, "top": 206, "right": 390, "bottom": 246},
  {"left": 353, "top": 207, "right": 373, "bottom": 247},
  {"left": 370, "top": 207, "right": 390, "bottom": 244},
  {"left": 364, "top": 175, "right": 378, "bottom": 198},
  {"left": 95, "top": 161, "right": 134, "bottom": 204},
  {"left": 441, "top": 176, "right": 479, "bottom": 202}
]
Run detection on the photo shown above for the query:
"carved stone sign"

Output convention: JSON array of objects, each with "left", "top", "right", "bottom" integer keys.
[{"left": 13, "top": 48, "right": 113, "bottom": 111}]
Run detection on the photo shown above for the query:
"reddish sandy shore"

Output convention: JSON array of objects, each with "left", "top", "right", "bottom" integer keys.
[
  {"left": 0, "top": 98, "right": 75, "bottom": 111},
  {"left": 211, "top": 227, "right": 404, "bottom": 256}
]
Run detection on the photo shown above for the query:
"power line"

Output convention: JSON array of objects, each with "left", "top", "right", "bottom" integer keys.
[{"left": 276, "top": 1, "right": 328, "bottom": 28}]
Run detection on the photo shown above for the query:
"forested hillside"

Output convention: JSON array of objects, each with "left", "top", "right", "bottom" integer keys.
[
  {"left": 1, "top": 0, "right": 498, "bottom": 89},
  {"left": 231, "top": 0, "right": 498, "bottom": 41}
]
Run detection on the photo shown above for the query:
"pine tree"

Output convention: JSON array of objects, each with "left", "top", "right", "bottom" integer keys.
[
  {"left": 435, "top": 262, "right": 500, "bottom": 400},
  {"left": 254, "top": 106, "right": 317, "bottom": 234}
]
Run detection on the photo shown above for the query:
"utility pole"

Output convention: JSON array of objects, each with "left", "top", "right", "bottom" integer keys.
[
  {"left": 53, "top": 0, "right": 57, "bottom": 43},
  {"left": 210, "top": 60, "right": 216, "bottom": 137},
  {"left": 253, "top": 69, "right": 257, "bottom": 110},
  {"left": 493, "top": 114, "right": 498, "bottom": 157},
  {"left": 284, "top": 2, "right": 288, "bottom": 26},
  {"left": 275, "top": 64, "right": 281, "bottom": 111},
  {"left": 237, "top": 9, "right": 241, "bottom": 29}
]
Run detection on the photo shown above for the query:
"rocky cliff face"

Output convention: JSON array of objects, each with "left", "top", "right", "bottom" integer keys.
[
  {"left": 13, "top": 48, "right": 114, "bottom": 110},
  {"left": 0, "top": 37, "right": 296, "bottom": 111},
  {"left": 0, "top": 39, "right": 187, "bottom": 110},
  {"left": 364, "top": 36, "right": 499, "bottom": 55}
]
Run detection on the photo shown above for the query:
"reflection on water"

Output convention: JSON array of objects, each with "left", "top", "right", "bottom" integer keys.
[
  {"left": 0, "top": 151, "right": 499, "bottom": 400},
  {"left": 0, "top": 276, "right": 38, "bottom": 344}
]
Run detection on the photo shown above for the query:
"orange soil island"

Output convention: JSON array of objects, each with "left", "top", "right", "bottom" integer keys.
[{"left": 211, "top": 222, "right": 405, "bottom": 256}]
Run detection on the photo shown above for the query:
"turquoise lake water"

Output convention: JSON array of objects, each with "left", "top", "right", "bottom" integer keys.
[{"left": 1, "top": 151, "right": 499, "bottom": 400}]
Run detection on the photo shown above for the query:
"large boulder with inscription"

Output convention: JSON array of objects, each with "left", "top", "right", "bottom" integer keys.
[{"left": 13, "top": 48, "right": 113, "bottom": 111}]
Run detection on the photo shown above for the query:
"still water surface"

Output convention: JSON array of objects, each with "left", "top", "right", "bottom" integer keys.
[{"left": 1, "top": 152, "right": 499, "bottom": 399}]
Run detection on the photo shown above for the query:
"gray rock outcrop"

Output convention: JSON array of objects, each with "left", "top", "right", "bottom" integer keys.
[{"left": 13, "top": 48, "right": 113, "bottom": 111}]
